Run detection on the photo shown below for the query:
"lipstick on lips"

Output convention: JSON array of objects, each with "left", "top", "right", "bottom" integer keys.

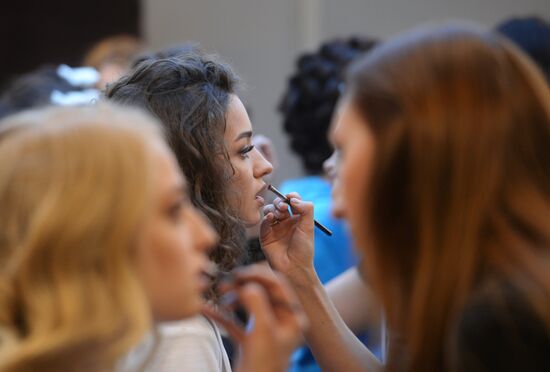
[{"left": 267, "top": 184, "right": 333, "bottom": 236}]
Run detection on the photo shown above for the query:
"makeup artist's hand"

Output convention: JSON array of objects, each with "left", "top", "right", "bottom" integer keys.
[
  {"left": 203, "top": 265, "right": 307, "bottom": 372},
  {"left": 259, "top": 193, "right": 317, "bottom": 286}
]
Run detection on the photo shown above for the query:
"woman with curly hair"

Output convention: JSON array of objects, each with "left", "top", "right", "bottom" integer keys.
[{"left": 106, "top": 48, "right": 273, "bottom": 371}]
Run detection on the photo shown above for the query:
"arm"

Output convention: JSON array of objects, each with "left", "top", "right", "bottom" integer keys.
[
  {"left": 326, "top": 267, "right": 381, "bottom": 334},
  {"left": 260, "top": 195, "right": 382, "bottom": 372}
]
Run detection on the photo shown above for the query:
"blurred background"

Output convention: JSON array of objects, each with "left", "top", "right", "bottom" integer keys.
[{"left": 1, "top": 0, "right": 549, "bottom": 184}]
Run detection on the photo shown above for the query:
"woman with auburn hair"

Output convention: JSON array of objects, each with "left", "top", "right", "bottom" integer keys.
[
  {"left": 0, "top": 104, "right": 304, "bottom": 372},
  {"left": 260, "top": 23, "right": 550, "bottom": 371},
  {"left": 106, "top": 48, "right": 274, "bottom": 371}
]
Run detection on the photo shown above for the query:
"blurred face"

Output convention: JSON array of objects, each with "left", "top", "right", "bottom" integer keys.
[
  {"left": 323, "top": 149, "right": 340, "bottom": 184},
  {"left": 225, "top": 95, "right": 273, "bottom": 226},
  {"left": 137, "top": 141, "right": 217, "bottom": 321},
  {"left": 330, "top": 98, "right": 376, "bottom": 251}
]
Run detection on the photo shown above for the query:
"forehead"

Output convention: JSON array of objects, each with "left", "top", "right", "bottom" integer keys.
[
  {"left": 224, "top": 94, "right": 252, "bottom": 140},
  {"left": 330, "top": 97, "right": 358, "bottom": 141}
]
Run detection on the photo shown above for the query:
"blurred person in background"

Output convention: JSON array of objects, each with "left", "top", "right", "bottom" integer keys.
[
  {"left": 83, "top": 34, "right": 145, "bottom": 90},
  {"left": 0, "top": 64, "right": 99, "bottom": 120},
  {"left": 277, "top": 36, "right": 381, "bottom": 372}
]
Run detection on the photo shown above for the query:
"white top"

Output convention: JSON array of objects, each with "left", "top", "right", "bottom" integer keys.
[{"left": 120, "top": 315, "right": 232, "bottom": 372}]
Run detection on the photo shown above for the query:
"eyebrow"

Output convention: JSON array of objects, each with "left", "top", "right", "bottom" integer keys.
[{"left": 234, "top": 130, "right": 253, "bottom": 142}]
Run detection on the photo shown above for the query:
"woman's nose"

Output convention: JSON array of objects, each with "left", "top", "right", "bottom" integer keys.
[
  {"left": 323, "top": 151, "right": 338, "bottom": 182},
  {"left": 190, "top": 209, "right": 218, "bottom": 253},
  {"left": 253, "top": 147, "right": 273, "bottom": 178}
]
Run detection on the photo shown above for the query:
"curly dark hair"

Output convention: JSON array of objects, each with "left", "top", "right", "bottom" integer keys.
[
  {"left": 278, "top": 36, "right": 378, "bottom": 174},
  {"left": 0, "top": 65, "right": 75, "bottom": 119},
  {"left": 105, "top": 49, "right": 245, "bottom": 271}
]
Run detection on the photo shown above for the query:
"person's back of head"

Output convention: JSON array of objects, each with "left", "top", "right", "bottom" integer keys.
[
  {"left": 130, "top": 42, "right": 198, "bottom": 70},
  {"left": 0, "top": 104, "right": 159, "bottom": 372},
  {"left": 0, "top": 66, "right": 73, "bottom": 119},
  {"left": 279, "top": 36, "right": 377, "bottom": 175},
  {"left": 83, "top": 34, "right": 145, "bottom": 89},
  {"left": 344, "top": 23, "right": 550, "bottom": 371},
  {"left": 106, "top": 48, "right": 244, "bottom": 271},
  {"left": 0, "top": 65, "right": 100, "bottom": 121}
]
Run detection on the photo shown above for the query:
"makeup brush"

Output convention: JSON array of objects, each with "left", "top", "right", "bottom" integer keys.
[{"left": 267, "top": 184, "right": 333, "bottom": 236}]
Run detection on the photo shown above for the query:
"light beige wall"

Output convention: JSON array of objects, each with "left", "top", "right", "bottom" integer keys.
[{"left": 144, "top": 0, "right": 550, "bottom": 183}]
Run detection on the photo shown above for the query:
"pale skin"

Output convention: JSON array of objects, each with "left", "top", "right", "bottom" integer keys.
[
  {"left": 137, "top": 140, "right": 305, "bottom": 372},
  {"left": 260, "top": 98, "right": 382, "bottom": 372},
  {"left": 221, "top": 95, "right": 308, "bottom": 371},
  {"left": 136, "top": 140, "right": 215, "bottom": 320},
  {"left": 323, "top": 118, "right": 382, "bottom": 337},
  {"left": 225, "top": 95, "right": 273, "bottom": 226}
]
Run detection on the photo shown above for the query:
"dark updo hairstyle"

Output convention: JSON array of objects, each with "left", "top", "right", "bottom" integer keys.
[
  {"left": 278, "top": 36, "right": 377, "bottom": 174},
  {"left": 0, "top": 66, "right": 75, "bottom": 120},
  {"left": 106, "top": 48, "right": 245, "bottom": 271}
]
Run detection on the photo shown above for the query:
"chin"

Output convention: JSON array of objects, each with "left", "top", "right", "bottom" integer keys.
[
  {"left": 241, "top": 209, "right": 262, "bottom": 227},
  {"left": 154, "top": 296, "right": 203, "bottom": 322},
  {"left": 174, "top": 302, "right": 203, "bottom": 321}
]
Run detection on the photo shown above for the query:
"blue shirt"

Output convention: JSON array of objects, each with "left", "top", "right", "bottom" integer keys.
[
  {"left": 280, "top": 176, "right": 361, "bottom": 372},
  {"left": 280, "top": 176, "right": 357, "bottom": 284}
]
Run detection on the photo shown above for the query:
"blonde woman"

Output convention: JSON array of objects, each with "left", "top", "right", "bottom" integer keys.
[{"left": 0, "top": 104, "right": 304, "bottom": 372}]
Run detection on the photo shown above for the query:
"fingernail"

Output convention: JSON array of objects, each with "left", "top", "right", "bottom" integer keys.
[
  {"left": 290, "top": 198, "right": 299, "bottom": 204},
  {"left": 219, "top": 291, "right": 238, "bottom": 307}
]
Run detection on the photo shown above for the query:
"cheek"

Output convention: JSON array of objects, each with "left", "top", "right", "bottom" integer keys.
[
  {"left": 338, "top": 143, "right": 372, "bottom": 225},
  {"left": 140, "top": 225, "right": 191, "bottom": 291},
  {"left": 155, "top": 229, "right": 192, "bottom": 282},
  {"left": 228, "top": 163, "right": 255, "bottom": 212},
  {"left": 331, "top": 177, "right": 346, "bottom": 218}
]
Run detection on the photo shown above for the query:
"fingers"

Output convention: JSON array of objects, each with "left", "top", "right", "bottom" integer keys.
[
  {"left": 284, "top": 192, "right": 302, "bottom": 201},
  {"left": 234, "top": 264, "right": 288, "bottom": 298},
  {"left": 233, "top": 265, "right": 307, "bottom": 327},
  {"left": 263, "top": 197, "right": 291, "bottom": 221},
  {"left": 237, "top": 282, "right": 277, "bottom": 332},
  {"left": 286, "top": 197, "right": 313, "bottom": 218},
  {"left": 262, "top": 194, "right": 310, "bottom": 219}
]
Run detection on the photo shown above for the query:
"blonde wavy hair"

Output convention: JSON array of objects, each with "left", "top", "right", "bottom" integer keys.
[{"left": 0, "top": 104, "right": 162, "bottom": 371}]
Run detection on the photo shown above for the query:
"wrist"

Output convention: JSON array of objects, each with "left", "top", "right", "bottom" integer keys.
[{"left": 285, "top": 266, "right": 320, "bottom": 291}]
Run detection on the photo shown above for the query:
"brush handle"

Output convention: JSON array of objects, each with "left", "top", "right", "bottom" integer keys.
[{"left": 267, "top": 185, "right": 333, "bottom": 236}]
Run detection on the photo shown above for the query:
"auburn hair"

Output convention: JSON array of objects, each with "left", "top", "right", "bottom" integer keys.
[{"left": 348, "top": 24, "right": 550, "bottom": 371}]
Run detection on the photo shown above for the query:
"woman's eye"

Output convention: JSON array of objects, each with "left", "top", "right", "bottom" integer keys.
[
  {"left": 168, "top": 201, "right": 184, "bottom": 220},
  {"left": 239, "top": 145, "right": 255, "bottom": 158}
]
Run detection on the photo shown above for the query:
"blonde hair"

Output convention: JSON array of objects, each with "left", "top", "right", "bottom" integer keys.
[{"left": 0, "top": 104, "right": 162, "bottom": 371}]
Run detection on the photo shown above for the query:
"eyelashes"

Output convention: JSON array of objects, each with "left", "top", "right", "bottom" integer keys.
[
  {"left": 168, "top": 201, "right": 184, "bottom": 219},
  {"left": 239, "top": 145, "right": 255, "bottom": 158}
]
